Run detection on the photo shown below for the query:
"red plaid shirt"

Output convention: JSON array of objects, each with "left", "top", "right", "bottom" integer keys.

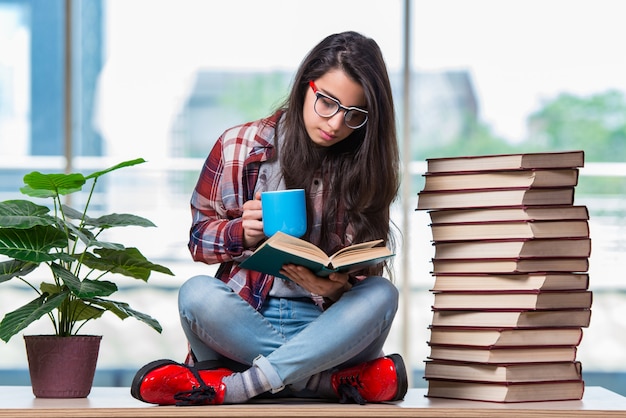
[
  {"left": 189, "top": 109, "right": 361, "bottom": 310},
  {"left": 188, "top": 111, "right": 284, "bottom": 310}
]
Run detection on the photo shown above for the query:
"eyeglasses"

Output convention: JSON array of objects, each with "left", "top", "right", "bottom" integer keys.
[{"left": 309, "top": 81, "right": 368, "bottom": 129}]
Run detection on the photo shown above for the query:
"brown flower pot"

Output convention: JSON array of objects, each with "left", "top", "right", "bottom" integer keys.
[{"left": 24, "top": 335, "right": 102, "bottom": 398}]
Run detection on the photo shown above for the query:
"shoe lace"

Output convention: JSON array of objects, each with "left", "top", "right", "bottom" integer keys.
[
  {"left": 337, "top": 375, "right": 367, "bottom": 405},
  {"left": 173, "top": 367, "right": 217, "bottom": 406}
]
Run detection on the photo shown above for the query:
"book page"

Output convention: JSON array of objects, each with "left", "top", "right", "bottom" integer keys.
[
  {"left": 330, "top": 245, "right": 390, "bottom": 266},
  {"left": 330, "top": 239, "right": 383, "bottom": 257},
  {"left": 265, "top": 232, "right": 329, "bottom": 263}
]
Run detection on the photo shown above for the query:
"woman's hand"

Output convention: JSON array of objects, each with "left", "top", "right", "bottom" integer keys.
[
  {"left": 280, "top": 264, "right": 351, "bottom": 300},
  {"left": 242, "top": 192, "right": 265, "bottom": 248}
]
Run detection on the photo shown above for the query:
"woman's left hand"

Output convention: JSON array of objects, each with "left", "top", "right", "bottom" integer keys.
[{"left": 280, "top": 264, "right": 350, "bottom": 300}]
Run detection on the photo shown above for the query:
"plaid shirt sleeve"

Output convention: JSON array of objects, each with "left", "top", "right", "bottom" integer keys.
[
  {"left": 188, "top": 122, "right": 271, "bottom": 264},
  {"left": 187, "top": 113, "right": 280, "bottom": 309},
  {"left": 188, "top": 138, "right": 242, "bottom": 263}
]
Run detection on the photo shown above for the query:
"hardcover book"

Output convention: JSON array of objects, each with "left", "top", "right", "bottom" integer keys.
[
  {"left": 427, "top": 344, "right": 578, "bottom": 363},
  {"left": 239, "top": 231, "right": 394, "bottom": 279},
  {"left": 429, "top": 219, "right": 589, "bottom": 241},
  {"left": 430, "top": 273, "right": 590, "bottom": 292},
  {"left": 431, "top": 290, "right": 593, "bottom": 310},
  {"left": 427, "top": 326, "right": 584, "bottom": 347},
  {"left": 427, "top": 205, "right": 589, "bottom": 224},
  {"left": 431, "top": 258, "right": 590, "bottom": 274},
  {"left": 430, "top": 308, "right": 592, "bottom": 328},
  {"left": 433, "top": 238, "right": 591, "bottom": 259},
  {"left": 422, "top": 168, "right": 579, "bottom": 191},
  {"left": 425, "top": 378, "right": 584, "bottom": 402},
  {"left": 416, "top": 187, "right": 575, "bottom": 210},
  {"left": 424, "top": 360, "right": 582, "bottom": 383},
  {"left": 425, "top": 150, "right": 585, "bottom": 174}
]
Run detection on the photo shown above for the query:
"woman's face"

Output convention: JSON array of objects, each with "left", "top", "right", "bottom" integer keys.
[{"left": 303, "top": 69, "right": 367, "bottom": 148}]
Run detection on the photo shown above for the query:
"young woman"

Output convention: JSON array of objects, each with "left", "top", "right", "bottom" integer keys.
[{"left": 131, "top": 31, "right": 406, "bottom": 406}]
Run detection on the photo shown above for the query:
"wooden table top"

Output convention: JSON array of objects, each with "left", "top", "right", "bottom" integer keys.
[{"left": 1, "top": 386, "right": 625, "bottom": 417}]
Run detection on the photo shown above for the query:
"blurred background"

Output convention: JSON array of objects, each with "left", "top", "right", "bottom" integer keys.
[{"left": 1, "top": 0, "right": 625, "bottom": 394}]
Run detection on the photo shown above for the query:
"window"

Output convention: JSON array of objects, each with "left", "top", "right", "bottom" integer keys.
[{"left": 1, "top": 0, "right": 625, "bottom": 394}]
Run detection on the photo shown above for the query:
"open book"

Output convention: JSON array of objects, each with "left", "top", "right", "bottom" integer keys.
[{"left": 239, "top": 231, "right": 394, "bottom": 279}]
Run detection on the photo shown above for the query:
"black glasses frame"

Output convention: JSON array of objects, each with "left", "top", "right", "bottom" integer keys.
[{"left": 309, "top": 81, "right": 368, "bottom": 129}]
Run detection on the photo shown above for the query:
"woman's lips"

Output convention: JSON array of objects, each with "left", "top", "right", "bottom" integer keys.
[{"left": 319, "top": 129, "right": 336, "bottom": 141}]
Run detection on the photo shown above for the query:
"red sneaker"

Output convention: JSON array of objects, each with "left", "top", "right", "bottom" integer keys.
[
  {"left": 131, "top": 359, "right": 233, "bottom": 405},
  {"left": 331, "top": 354, "right": 408, "bottom": 404}
]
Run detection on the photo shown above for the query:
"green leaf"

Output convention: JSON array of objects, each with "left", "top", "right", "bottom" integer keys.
[
  {"left": 0, "top": 260, "right": 38, "bottom": 283},
  {"left": 21, "top": 172, "right": 86, "bottom": 198},
  {"left": 85, "top": 158, "right": 146, "bottom": 180},
  {"left": 62, "top": 205, "right": 156, "bottom": 229},
  {"left": 81, "top": 247, "right": 174, "bottom": 281},
  {"left": 0, "top": 291, "right": 68, "bottom": 342},
  {"left": 60, "top": 219, "right": 125, "bottom": 251},
  {"left": 67, "top": 299, "right": 105, "bottom": 322},
  {"left": 88, "top": 298, "right": 162, "bottom": 333},
  {"left": 89, "top": 213, "right": 156, "bottom": 229},
  {"left": 0, "top": 225, "right": 69, "bottom": 262},
  {"left": 60, "top": 205, "right": 91, "bottom": 223},
  {"left": 0, "top": 200, "right": 55, "bottom": 228},
  {"left": 50, "top": 263, "right": 117, "bottom": 298},
  {"left": 62, "top": 219, "right": 95, "bottom": 244},
  {"left": 63, "top": 205, "right": 156, "bottom": 229},
  {"left": 18, "top": 186, "right": 58, "bottom": 199},
  {"left": 40, "top": 281, "right": 62, "bottom": 296}
]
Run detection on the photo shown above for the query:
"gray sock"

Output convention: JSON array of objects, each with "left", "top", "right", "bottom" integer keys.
[{"left": 222, "top": 365, "right": 272, "bottom": 404}]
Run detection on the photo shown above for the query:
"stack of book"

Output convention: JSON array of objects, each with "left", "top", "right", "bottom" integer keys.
[{"left": 416, "top": 150, "right": 592, "bottom": 403}]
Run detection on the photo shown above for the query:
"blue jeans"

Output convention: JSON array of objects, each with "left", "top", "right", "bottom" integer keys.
[{"left": 178, "top": 275, "right": 399, "bottom": 393}]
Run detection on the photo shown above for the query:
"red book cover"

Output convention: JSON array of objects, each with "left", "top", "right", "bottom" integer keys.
[
  {"left": 432, "top": 238, "right": 591, "bottom": 259},
  {"left": 425, "top": 378, "right": 585, "bottom": 402},
  {"left": 424, "top": 359, "right": 583, "bottom": 383},
  {"left": 431, "top": 257, "right": 590, "bottom": 274},
  {"left": 417, "top": 187, "right": 575, "bottom": 210},
  {"left": 425, "top": 150, "right": 585, "bottom": 173},
  {"left": 430, "top": 272, "right": 590, "bottom": 292},
  {"left": 428, "top": 219, "right": 590, "bottom": 241},
  {"left": 427, "top": 326, "right": 584, "bottom": 348},
  {"left": 422, "top": 168, "right": 579, "bottom": 191},
  {"left": 427, "top": 205, "right": 590, "bottom": 224},
  {"left": 430, "top": 308, "right": 592, "bottom": 328},
  {"left": 431, "top": 290, "right": 593, "bottom": 311}
]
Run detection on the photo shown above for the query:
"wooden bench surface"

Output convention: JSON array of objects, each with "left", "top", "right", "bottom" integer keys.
[{"left": 1, "top": 386, "right": 626, "bottom": 417}]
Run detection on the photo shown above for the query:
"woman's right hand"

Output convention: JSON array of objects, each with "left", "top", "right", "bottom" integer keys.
[{"left": 242, "top": 192, "right": 265, "bottom": 248}]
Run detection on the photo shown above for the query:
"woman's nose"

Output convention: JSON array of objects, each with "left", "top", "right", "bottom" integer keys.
[{"left": 327, "top": 110, "right": 345, "bottom": 131}]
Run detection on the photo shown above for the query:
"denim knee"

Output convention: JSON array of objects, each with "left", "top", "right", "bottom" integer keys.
[
  {"left": 355, "top": 276, "right": 399, "bottom": 317},
  {"left": 178, "top": 275, "right": 226, "bottom": 319}
]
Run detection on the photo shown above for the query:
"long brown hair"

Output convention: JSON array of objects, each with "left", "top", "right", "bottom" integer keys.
[{"left": 278, "top": 31, "right": 400, "bottom": 267}]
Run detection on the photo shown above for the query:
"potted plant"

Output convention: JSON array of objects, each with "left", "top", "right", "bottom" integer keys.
[{"left": 0, "top": 158, "right": 173, "bottom": 398}]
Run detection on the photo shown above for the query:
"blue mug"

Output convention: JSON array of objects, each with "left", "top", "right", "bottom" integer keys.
[{"left": 261, "top": 189, "right": 307, "bottom": 238}]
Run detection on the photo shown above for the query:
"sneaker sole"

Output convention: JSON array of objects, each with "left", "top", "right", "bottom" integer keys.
[
  {"left": 130, "top": 359, "right": 180, "bottom": 402},
  {"left": 387, "top": 353, "right": 408, "bottom": 401}
]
